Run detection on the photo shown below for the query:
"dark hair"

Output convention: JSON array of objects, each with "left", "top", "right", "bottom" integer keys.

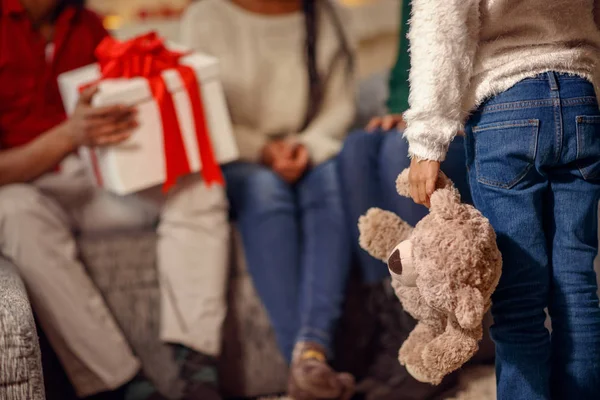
[
  {"left": 62, "top": 0, "right": 85, "bottom": 6},
  {"left": 302, "top": 0, "right": 354, "bottom": 128}
]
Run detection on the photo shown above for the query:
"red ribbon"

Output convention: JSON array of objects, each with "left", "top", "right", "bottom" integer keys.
[{"left": 87, "top": 32, "right": 224, "bottom": 192}]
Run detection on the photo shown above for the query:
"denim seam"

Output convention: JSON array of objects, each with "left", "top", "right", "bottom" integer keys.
[
  {"left": 473, "top": 120, "right": 539, "bottom": 133},
  {"left": 550, "top": 79, "right": 564, "bottom": 164},
  {"left": 478, "top": 97, "right": 597, "bottom": 114},
  {"left": 526, "top": 76, "right": 585, "bottom": 81},
  {"left": 562, "top": 97, "right": 598, "bottom": 107},
  {"left": 480, "top": 99, "right": 554, "bottom": 113},
  {"left": 575, "top": 116, "right": 600, "bottom": 181},
  {"left": 474, "top": 120, "right": 539, "bottom": 189},
  {"left": 299, "top": 245, "right": 316, "bottom": 349}
]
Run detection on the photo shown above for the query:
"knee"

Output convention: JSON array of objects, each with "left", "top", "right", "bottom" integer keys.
[
  {"left": 300, "top": 161, "right": 344, "bottom": 209},
  {"left": 0, "top": 185, "right": 52, "bottom": 245},
  {"left": 379, "top": 132, "right": 410, "bottom": 168},
  {"left": 240, "top": 168, "right": 294, "bottom": 213},
  {"left": 0, "top": 184, "right": 45, "bottom": 223},
  {"left": 338, "top": 131, "right": 383, "bottom": 171},
  {"left": 169, "top": 175, "right": 228, "bottom": 215}
]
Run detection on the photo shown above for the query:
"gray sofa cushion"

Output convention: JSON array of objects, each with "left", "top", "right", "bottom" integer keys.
[
  {"left": 78, "top": 232, "right": 184, "bottom": 398},
  {"left": 78, "top": 231, "right": 287, "bottom": 399},
  {"left": 0, "top": 258, "right": 45, "bottom": 400}
]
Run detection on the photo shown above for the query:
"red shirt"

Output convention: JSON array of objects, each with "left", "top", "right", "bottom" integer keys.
[{"left": 0, "top": 0, "right": 108, "bottom": 149}]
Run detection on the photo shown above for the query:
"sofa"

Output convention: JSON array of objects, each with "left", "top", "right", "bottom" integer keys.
[{"left": 0, "top": 258, "right": 45, "bottom": 400}]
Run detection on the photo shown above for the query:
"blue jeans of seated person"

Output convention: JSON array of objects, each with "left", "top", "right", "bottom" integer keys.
[
  {"left": 338, "top": 130, "right": 471, "bottom": 283},
  {"left": 465, "top": 72, "right": 600, "bottom": 400},
  {"left": 223, "top": 160, "right": 351, "bottom": 362}
]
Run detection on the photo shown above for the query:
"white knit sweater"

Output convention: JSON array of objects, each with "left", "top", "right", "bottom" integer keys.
[
  {"left": 181, "top": 0, "right": 356, "bottom": 165},
  {"left": 404, "top": 0, "right": 600, "bottom": 161}
]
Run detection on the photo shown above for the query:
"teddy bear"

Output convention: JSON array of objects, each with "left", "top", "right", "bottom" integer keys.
[{"left": 358, "top": 168, "right": 502, "bottom": 385}]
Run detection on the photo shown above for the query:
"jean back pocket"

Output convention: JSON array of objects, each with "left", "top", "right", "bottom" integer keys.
[
  {"left": 576, "top": 116, "right": 600, "bottom": 181},
  {"left": 473, "top": 119, "right": 539, "bottom": 189}
]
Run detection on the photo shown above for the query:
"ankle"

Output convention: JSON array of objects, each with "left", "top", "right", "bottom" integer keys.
[
  {"left": 292, "top": 341, "right": 329, "bottom": 365},
  {"left": 124, "top": 372, "right": 166, "bottom": 400},
  {"left": 172, "top": 345, "right": 221, "bottom": 399}
]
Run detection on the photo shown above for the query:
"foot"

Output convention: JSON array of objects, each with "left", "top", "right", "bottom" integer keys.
[
  {"left": 405, "top": 363, "right": 439, "bottom": 385},
  {"left": 124, "top": 372, "right": 168, "bottom": 400},
  {"left": 174, "top": 345, "right": 222, "bottom": 400},
  {"left": 399, "top": 322, "right": 438, "bottom": 369},
  {"left": 288, "top": 342, "right": 355, "bottom": 400}
]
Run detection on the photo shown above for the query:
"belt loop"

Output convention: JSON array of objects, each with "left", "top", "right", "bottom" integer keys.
[{"left": 547, "top": 71, "right": 559, "bottom": 91}]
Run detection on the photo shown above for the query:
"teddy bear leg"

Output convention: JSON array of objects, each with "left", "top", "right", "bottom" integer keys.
[
  {"left": 399, "top": 319, "right": 446, "bottom": 383},
  {"left": 418, "top": 319, "right": 482, "bottom": 385}
]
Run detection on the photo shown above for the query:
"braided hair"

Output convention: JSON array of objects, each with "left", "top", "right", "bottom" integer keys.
[{"left": 302, "top": 0, "right": 354, "bottom": 128}]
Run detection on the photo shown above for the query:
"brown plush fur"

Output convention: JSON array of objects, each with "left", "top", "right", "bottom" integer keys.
[{"left": 358, "top": 169, "right": 502, "bottom": 385}]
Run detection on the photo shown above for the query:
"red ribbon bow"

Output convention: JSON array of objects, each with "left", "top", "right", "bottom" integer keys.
[{"left": 93, "top": 32, "right": 224, "bottom": 192}]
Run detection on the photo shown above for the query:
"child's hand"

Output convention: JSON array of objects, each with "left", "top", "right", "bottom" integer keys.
[
  {"left": 408, "top": 157, "right": 440, "bottom": 208},
  {"left": 366, "top": 114, "right": 406, "bottom": 132}
]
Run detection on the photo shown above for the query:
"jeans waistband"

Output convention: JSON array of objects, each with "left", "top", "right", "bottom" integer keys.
[{"left": 524, "top": 71, "right": 586, "bottom": 82}]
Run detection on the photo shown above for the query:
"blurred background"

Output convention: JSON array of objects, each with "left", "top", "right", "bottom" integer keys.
[{"left": 87, "top": 0, "right": 400, "bottom": 80}]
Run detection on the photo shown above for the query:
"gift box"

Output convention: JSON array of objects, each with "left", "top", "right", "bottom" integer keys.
[{"left": 58, "top": 33, "right": 238, "bottom": 195}]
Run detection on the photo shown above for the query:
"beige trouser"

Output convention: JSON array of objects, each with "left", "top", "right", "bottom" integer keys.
[{"left": 0, "top": 156, "right": 230, "bottom": 397}]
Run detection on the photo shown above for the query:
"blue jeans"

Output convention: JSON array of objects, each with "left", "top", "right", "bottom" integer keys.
[
  {"left": 338, "top": 130, "right": 471, "bottom": 283},
  {"left": 465, "top": 72, "right": 600, "bottom": 400},
  {"left": 223, "top": 160, "right": 351, "bottom": 362}
]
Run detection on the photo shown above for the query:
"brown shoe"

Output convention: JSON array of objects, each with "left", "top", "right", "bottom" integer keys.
[
  {"left": 288, "top": 342, "right": 355, "bottom": 400},
  {"left": 175, "top": 345, "right": 222, "bottom": 400}
]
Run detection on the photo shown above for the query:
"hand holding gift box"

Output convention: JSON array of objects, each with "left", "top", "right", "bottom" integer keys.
[{"left": 58, "top": 32, "right": 238, "bottom": 195}]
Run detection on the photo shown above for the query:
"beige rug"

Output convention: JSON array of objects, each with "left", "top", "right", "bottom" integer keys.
[
  {"left": 445, "top": 366, "right": 496, "bottom": 400},
  {"left": 260, "top": 365, "right": 496, "bottom": 400}
]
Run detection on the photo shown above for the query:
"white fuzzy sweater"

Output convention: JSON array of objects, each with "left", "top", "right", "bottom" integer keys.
[
  {"left": 181, "top": 0, "right": 356, "bottom": 165},
  {"left": 404, "top": 0, "right": 600, "bottom": 161}
]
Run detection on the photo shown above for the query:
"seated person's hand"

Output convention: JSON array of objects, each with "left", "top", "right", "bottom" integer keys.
[
  {"left": 261, "top": 139, "right": 290, "bottom": 167},
  {"left": 63, "top": 86, "right": 138, "bottom": 148},
  {"left": 366, "top": 114, "right": 406, "bottom": 132},
  {"left": 272, "top": 143, "right": 309, "bottom": 184},
  {"left": 262, "top": 140, "right": 309, "bottom": 184}
]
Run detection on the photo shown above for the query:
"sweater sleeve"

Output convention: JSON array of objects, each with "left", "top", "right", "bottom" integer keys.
[
  {"left": 386, "top": 0, "right": 411, "bottom": 114},
  {"left": 403, "top": 0, "right": 480, "bottom": 161}
]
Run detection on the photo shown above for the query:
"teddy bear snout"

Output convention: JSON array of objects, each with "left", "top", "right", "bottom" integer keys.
[
  {"left": 388, "top": 249, "right": 403, "bottom": 275},
  {"left": 389, "top": 241, "right": 418, "bottom": 287}
]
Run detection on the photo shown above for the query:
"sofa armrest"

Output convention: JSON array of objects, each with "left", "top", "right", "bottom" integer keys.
[{"left": 0, "top": 257, "right": 45, "bottom": 400}]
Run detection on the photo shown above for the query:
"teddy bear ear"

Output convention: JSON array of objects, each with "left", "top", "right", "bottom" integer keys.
[
  {"left": 396, "top": 169, "right": 455, "bottom": 199},
  {"left": 395, "top": 169, "right": 412, "bottom": 198},
  {"left": 429, "top": 186, "right": 462, "bottom": 217}
]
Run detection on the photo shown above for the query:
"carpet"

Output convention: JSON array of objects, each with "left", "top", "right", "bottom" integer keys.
[{"left": 259, "top": 365, "right": 496, "bottom": 400}]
